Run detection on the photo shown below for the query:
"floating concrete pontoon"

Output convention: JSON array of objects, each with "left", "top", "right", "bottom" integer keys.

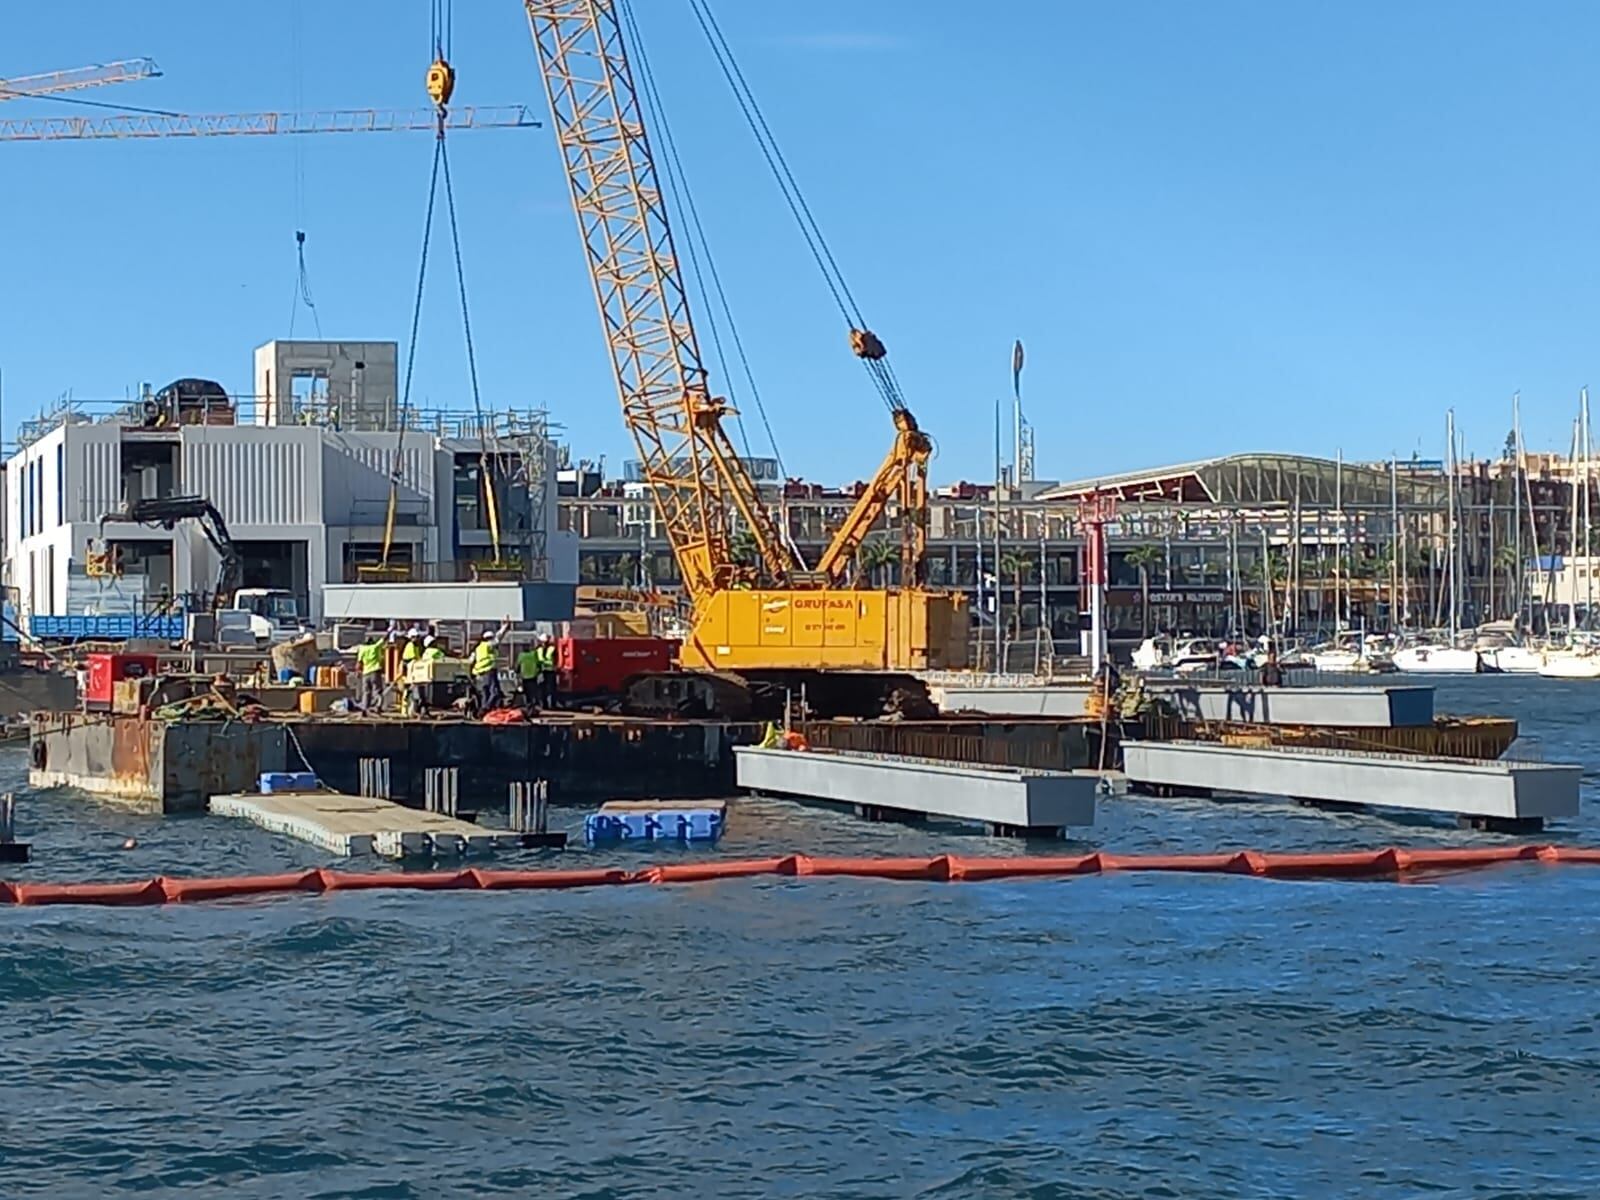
[
  {"left": 209, "top": 790, "right": 529, "bottom": 859},
  {"left": 1122, "top": 740, "right": 1580, "bottom": 831},
  {"left": 735, "top": 747, "right": 1096, "bottom": 836},
  {"left": 934, "top": 682, "right": 1434, "bottom": 728}
]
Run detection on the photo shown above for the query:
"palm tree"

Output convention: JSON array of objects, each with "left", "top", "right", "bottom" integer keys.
[
  {"left": 1124, "top": 544, "right": 1165, "bottom": 637},
  {"left": 999, "top": 551, "right": 1035, "bottom": 638},
  {"left": 857, "top": 536, "right": 898, "bottom": 587},
  {"left": 1493, "top": 542, "right": 1519, "bottom": 619}
]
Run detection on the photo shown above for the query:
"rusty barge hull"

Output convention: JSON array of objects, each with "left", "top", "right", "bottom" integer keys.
[{"left": 28, "top": 713, "right": 1107, "bottom": 815}]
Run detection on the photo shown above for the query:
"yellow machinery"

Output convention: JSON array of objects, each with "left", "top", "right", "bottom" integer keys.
[{"left": 523, "top": 1, "right": 968, "bottom": 713}]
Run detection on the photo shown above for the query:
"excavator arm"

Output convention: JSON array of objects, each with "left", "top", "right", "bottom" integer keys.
[
  {"left": 103, "top": 495, "right": 244, "bottom": 606},
  {"left": 814, "top": 408, "right": 931, "bottom": 586}
]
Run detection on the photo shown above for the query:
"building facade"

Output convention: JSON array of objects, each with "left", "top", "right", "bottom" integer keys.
[{"left": 3, "top": 340, "right": 575, "bottom": 628}]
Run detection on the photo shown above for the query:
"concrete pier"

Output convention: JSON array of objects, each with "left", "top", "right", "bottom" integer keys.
[
  {"left": 934, "top": 682, "right": 1434, "bottom": 728},
  {"left": 735, "top": 747, "right": 1097, "bottom": 836},
  {"left": 1122, "top": 739, "right": 1580, "bottom": 831},
  {"left": 209, "top": 790, "right": 524, "bottom": 858}
]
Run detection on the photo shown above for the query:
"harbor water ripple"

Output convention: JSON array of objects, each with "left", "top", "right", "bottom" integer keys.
[{"left": 4, "top": 676, "right": 1600, "bottom": 1197}]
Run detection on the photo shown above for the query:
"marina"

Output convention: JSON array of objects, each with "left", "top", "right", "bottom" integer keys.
[{"left": 4, "top": 3, "right": 1600, "bottom": 1196}]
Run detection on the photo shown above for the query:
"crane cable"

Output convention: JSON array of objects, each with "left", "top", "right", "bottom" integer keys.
[
  {"left": 285, "top": 0, "right": 322, "bottom": 340},
  {"left": 400, "top": 0, "right": 486, "bottom": 432},
  {"left": 616, "top": 0, "right": 785, "bottom": 479},
  {"left": 684, "top": 0, "right": 906, "bottom": 416}
]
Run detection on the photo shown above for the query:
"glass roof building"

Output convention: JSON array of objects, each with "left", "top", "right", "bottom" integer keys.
[{"left": 1037, "top": 453, "right": 1451, "bottom": 511}]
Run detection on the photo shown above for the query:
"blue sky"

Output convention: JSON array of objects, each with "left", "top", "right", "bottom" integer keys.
[{"left": 4, "top": 1, "right": 1599, "bottom": 483}]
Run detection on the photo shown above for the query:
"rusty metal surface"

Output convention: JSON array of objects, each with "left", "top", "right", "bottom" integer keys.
[
  {"left": 1141, "top": 708, "right": 1518, "bottom": 762},
  {"left": 802, "top": 719, "right": 1095, "bottom": 773}
]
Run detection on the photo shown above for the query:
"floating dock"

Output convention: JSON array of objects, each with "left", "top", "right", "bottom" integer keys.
[
  {"left": 735, "top": 747, "right": 1097, "bottom": 836},
  {"left": 209, "top": 790, "right": 529, "bottom": 859},
  {"left": 1121, "top": 739, "right": 1581, "bottom": 832},
  {"left": 934, "top": 682, "right": 1434, "bottom": 728}
]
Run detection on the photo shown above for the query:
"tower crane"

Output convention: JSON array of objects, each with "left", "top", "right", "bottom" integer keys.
[
  {"left": 523, "top": 0, "right": 969, "bottom": 717},
  {"left": 0, "top": 58, "right": 162, "bottom": 102},
  {"left": 0, "top": 105, "right": 536, "bottom": 142}
]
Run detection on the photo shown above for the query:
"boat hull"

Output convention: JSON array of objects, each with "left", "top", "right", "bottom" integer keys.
[{"left": 1393, "top": 646, "right": 1482, "bottom": 674}]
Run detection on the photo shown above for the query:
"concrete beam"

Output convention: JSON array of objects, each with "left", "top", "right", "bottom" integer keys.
[
  {"left": 1122, "top": 739, "right": 1579, "bottom": 828},
  {"left": 735, "top": 746, "right": 1096, "bottom": 835}
]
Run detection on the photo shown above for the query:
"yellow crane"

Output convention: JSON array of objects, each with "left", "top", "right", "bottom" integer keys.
[{"left": 523, "top": 1, "right": 968, "bottom": 717}]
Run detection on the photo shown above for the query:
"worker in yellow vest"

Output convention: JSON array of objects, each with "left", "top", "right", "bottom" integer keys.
[
  {"left": 470, "top": 629, "right": 502, "bottom": 715},
  {"left": 354, "top": 632, "right": 386, "bottom": 714},
  {"left": 398, "top": 626, "right": 425, "bottom": 714},
  {"left": 534, "top": 633, "right": 558, "bottom": 709},
  {"left": 515, "top": 641, "right": 542, "bottom": 710}
]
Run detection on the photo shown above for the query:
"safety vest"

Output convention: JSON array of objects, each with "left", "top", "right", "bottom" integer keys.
[
  {"left": 356, "top": 641, "right": 385, "bottom": 675},
  {"left": 402, "top": 641, "right": 421, "bottom": 663},
  {"left": 535, "top": 645, "right": 556, "bottom": 673},
  {"left": 470, "top": 640, "right": 497, "bottom": 677},
  {"left": 421, "top": 646, "right": 446, "bottom": 662},
  {"left": 516, "top": 649, "right": 541, "bottom": 680}
]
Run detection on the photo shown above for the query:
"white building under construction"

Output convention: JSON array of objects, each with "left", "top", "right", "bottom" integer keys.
[{"left": 2, "top": 339, "right": 577, "bottom": 627}]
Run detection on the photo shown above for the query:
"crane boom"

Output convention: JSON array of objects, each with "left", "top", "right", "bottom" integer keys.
[
  {"left": 0, "top": 58, "right": 162, "bottom": 102},
  {"left": 0, "top": 105, "right": 537, "bottom": 142},
  {"left": 524, "top": 0, "right": 793, "bottom": 599},
  {"left": 814, "top": 408, "right": 931, "bottom": 586}
]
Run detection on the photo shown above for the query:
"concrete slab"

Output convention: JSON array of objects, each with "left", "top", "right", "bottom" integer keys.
[
  {"left": 1121, "top": 740, "right": 1580, "bottom": 827},
  {"left": 934, "top": 683, "right": 1434, "bottom": 728},
  {"left": 209, "top": 790, "right": 524, "bottom": 859},
  {"left": 735, "top": 747, "right": 1096, "bottom": 834}
]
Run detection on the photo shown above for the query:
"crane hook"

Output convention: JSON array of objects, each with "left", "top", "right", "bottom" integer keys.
[{"left": 426, "top": 57, "right": 456, "bottom": 111}]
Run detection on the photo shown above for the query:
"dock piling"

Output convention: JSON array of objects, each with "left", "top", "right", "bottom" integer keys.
[
  {"left": 509, "top": 780, "right": 549, "bottom": 833},
  {"left": 0, "top": 791, "right": 30, "bottom": 862},
  {"left": 358, "top": 757, "right": 392, "bottom": 800},
  {"left": 424, "top": 766, "right": 459, "bottom": 818}
]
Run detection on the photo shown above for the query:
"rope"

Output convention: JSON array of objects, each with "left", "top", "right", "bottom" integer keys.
[
  {"left": 439, "top": 139, "right": 485, "bottom": 428},
  {"left": 287, "top": 230, "right": 322, "bottom": 339},
  {"left": 684, "top": 0, "right": 903, "bottom": 414},
  {"left": 398, "top": 137, "right": 443, "bottom": 417},
  {"left": 616, "top": 0, "right": 787, "bottom": 479}
]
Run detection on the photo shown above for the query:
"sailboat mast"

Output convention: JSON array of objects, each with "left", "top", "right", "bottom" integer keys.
[
  {"left": 1512, "top": 392, "right": 1523, "bottom": 623},
  {"left": 1446, "top": 409, "right": 1458, "bottom": 640},
  {"left": 1585, "top": 386, "right": 1594, "bottom": 627},
  {"left": 1389, "top": 457, "right": 1399, "bottom": 631},
  {"left": 1335, "top": 448, "right": 1345, "bottom": 633}
]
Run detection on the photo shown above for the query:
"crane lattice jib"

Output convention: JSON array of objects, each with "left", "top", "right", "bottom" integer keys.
[
  {"left": 0, "top": 58, "right": 161, "bottom": 102},
  {"left": 0, "top": 106, "right": 536, "bottom": 142},
  {"left": 524, "top": 0, "right": 793, "bottom": 599}
]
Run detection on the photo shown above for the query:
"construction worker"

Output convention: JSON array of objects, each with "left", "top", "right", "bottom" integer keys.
[
  {"left": 402, "top": 626, "right": 425, "bottom": 667},
  {"left": 470, "top": 629, "right": 502, "bottom": 715},
  {"left": 420, "top": 633, "right": 446, "bottom": 662},
  {"left": 515, "top": 640, "right": 543, "bottom": 710},
  {"left": 354, "top": 631, "right": 386, "bottom": 714},
  {"left": 535, "top": 633, "right": 559, "bottom": 709}
]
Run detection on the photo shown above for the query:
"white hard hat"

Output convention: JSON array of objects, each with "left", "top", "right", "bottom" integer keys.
[
  {"left": 539, "top": 632, "right": 553, "bottom": 643},
  {"left": 480, "top": 630, "right": 494, "bottom": 641},
  {"left": 407, "top": 626, "right": 422, "bottom": 637},
  {"left": 423, "top": 634, "right": 437, "bottom": 646}
]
